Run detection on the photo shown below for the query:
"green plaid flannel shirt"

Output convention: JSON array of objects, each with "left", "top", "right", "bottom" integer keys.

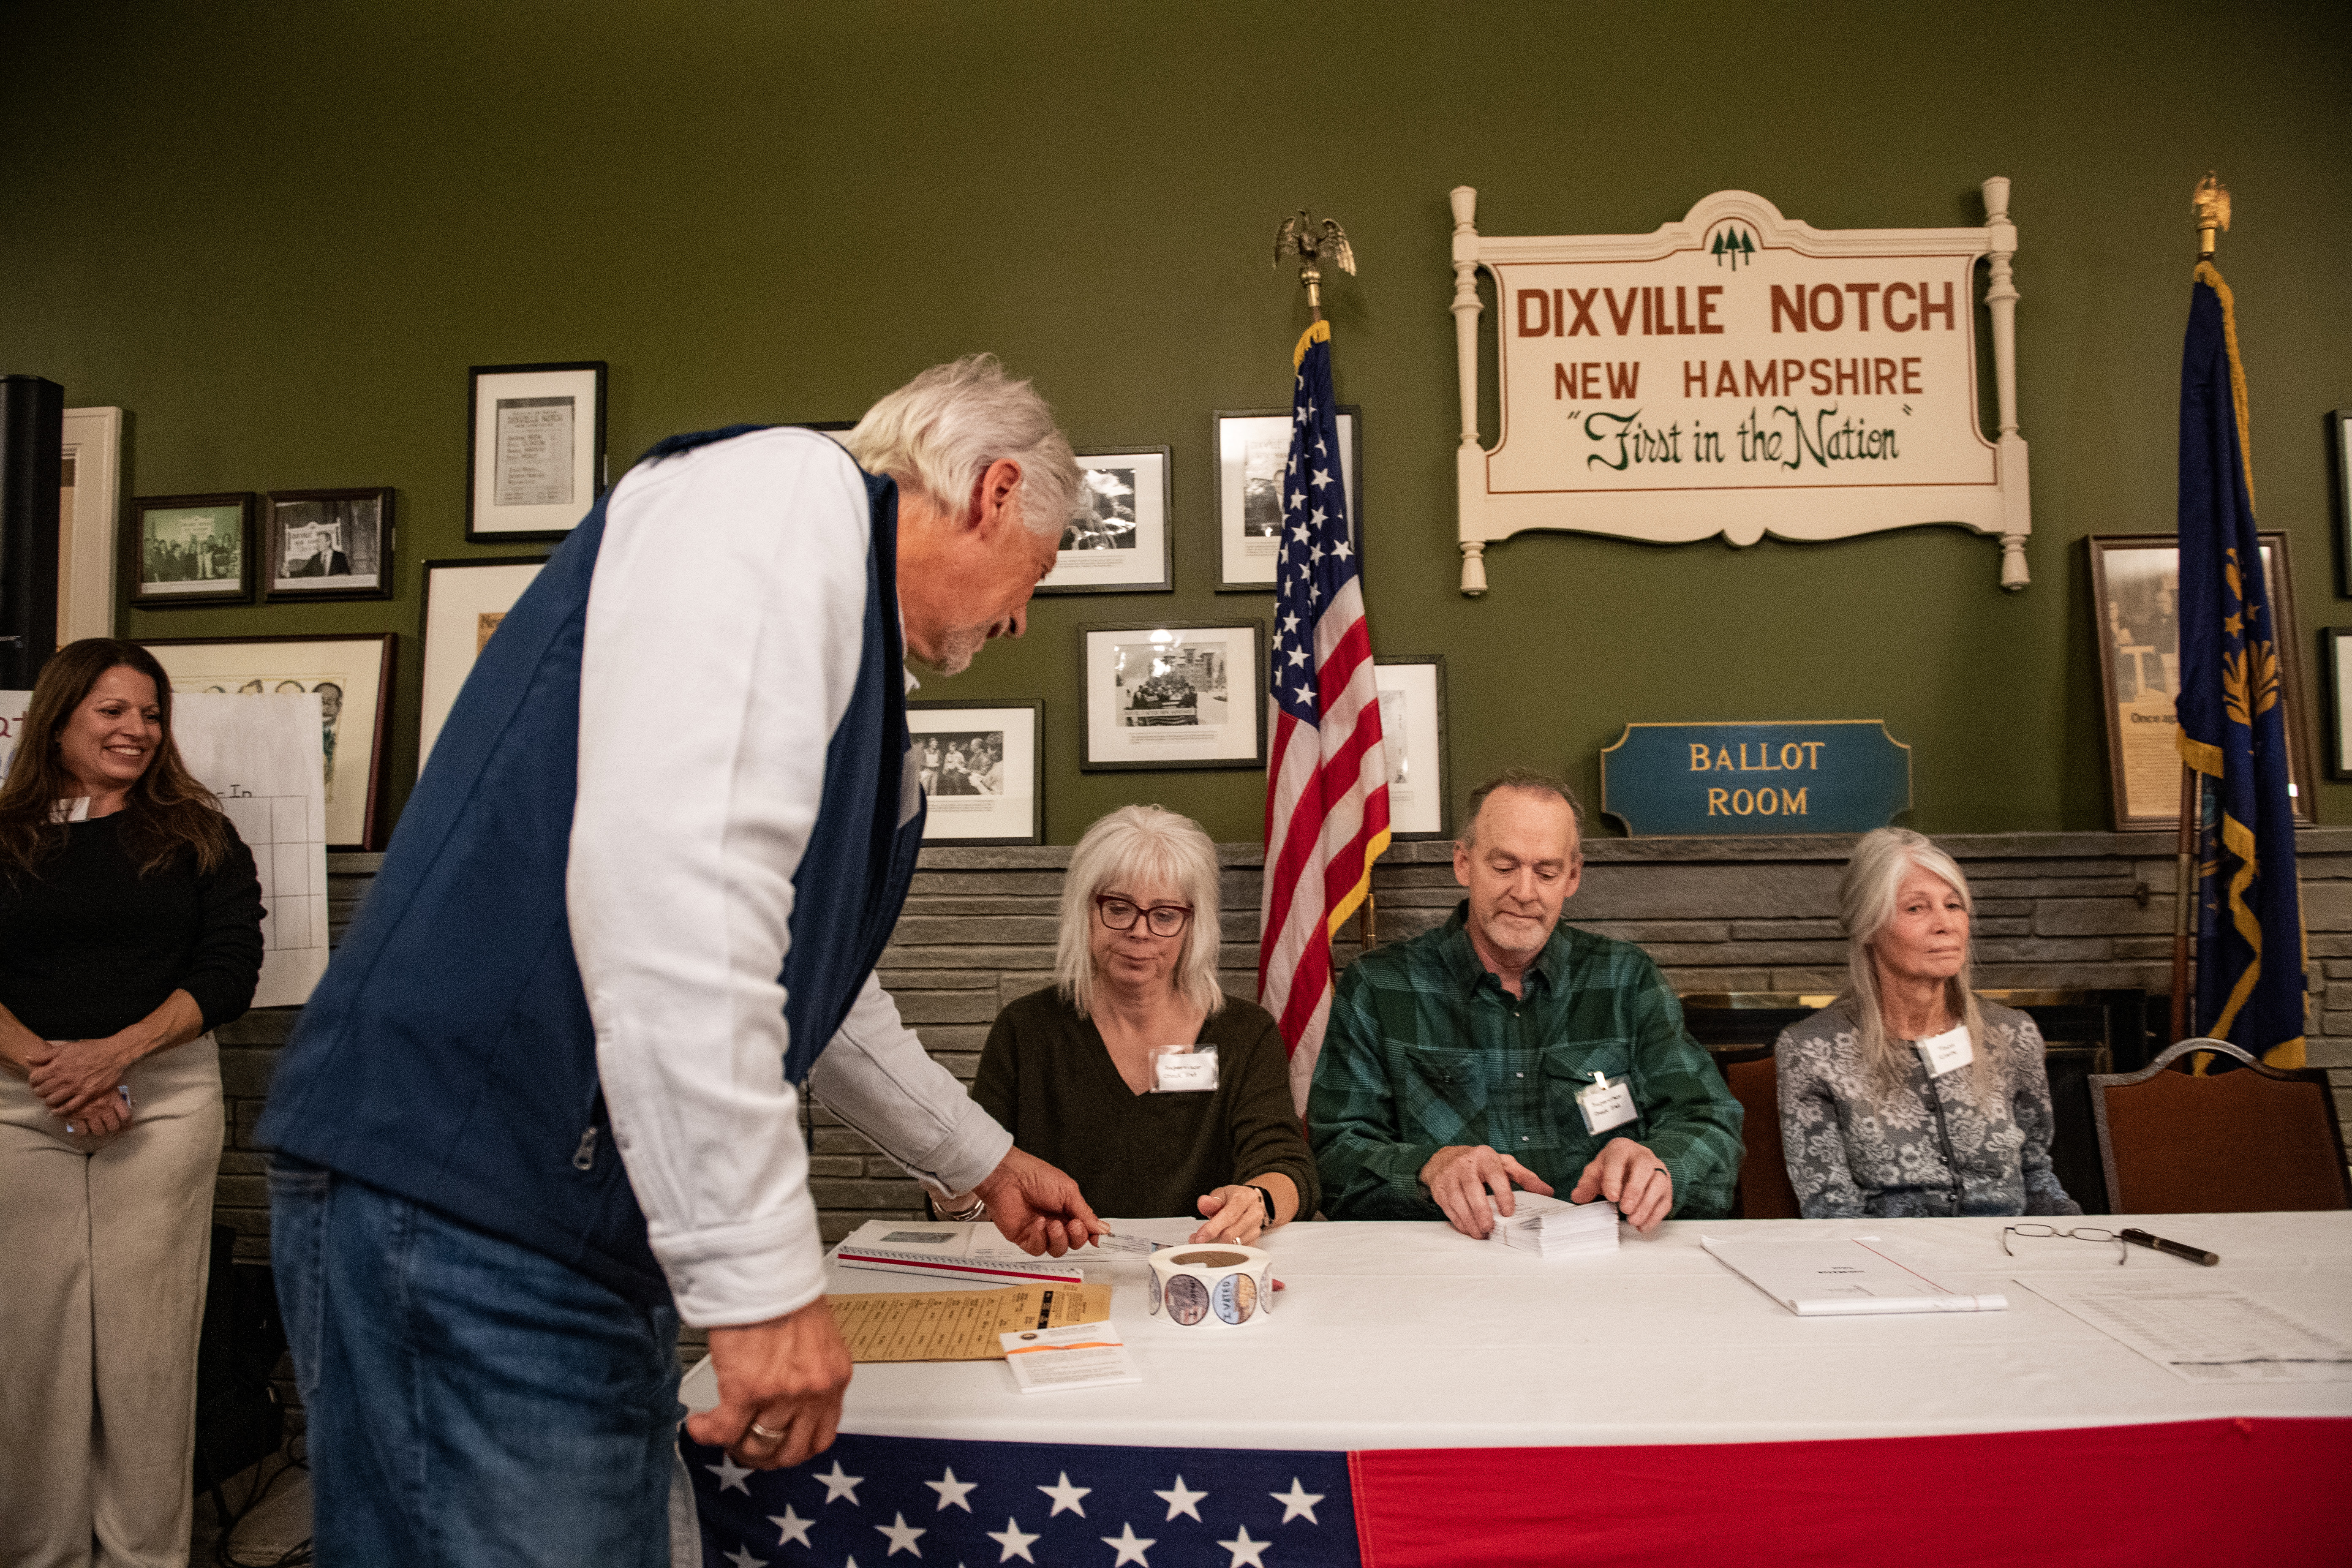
[{"left": 1308, "top": 903, "right": 1744, "bottom": 1221}]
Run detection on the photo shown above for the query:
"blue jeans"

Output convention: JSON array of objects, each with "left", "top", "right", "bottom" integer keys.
[{"left": 270, "top": 1160, "right": 684, "bottom": 1567}]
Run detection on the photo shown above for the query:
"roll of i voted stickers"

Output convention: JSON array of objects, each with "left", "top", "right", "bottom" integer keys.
[{"left": 1146, "top": 1244, "right": 1274, "bottom": 1330}]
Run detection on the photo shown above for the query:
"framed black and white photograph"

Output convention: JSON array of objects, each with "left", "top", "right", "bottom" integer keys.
[
  {"left": 1081, "top": 619, "right": 1264, "bottom": 771},
  {"left": 419, "top": 556, "right": 547, "bottom": 775},
  {"left": 125, "top": 492, "right": 254, "bottom": 608},
  {"left": 264, "top": 487, "right": 392, "bottom": 600},
  {"left": 1374, "top": 655, "right": 1450, "bottom": 839},
  {"left": 1035, "top": 447, "right": 1172, "bottom": 595},
  {"left": 2085, "top": 532, "right": 2315, "bottom": 829},
  {"left": 2332, "top": 410, "right": 2352, "bottom": 598},
  {"left": 2323, "top": 629, "right": 2352, "bottom": 780},
  {"left": 909, "top": 700, "right": 1043, "bottom": 844},
  {"left": 467, "top": 360, "right": 607, "bottom": 542},
  {"left": 1214, "top": 406, "right": 1359, "bottom": 591},
  {"left": 137, "top": 633, "right": 397, "bottom": 849}
]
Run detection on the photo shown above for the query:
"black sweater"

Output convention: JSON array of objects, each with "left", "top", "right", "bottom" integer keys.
[{"left": 0, "top": 814, "right": 265, "bottom": 1041}]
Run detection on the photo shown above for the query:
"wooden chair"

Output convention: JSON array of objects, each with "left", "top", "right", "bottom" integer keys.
[
  {"left": 2089, "top": 1038, "right": 2352, "bottom": 1214},
  {"left": 1708, "top": 1046, "right": 1801, "bottom": 1219}
]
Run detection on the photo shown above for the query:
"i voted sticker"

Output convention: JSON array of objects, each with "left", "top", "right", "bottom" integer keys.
[
  {"left": 1577, "top": 1071, "right": 1637, "bottom": 1135},
  {"left": 1916, "top": 1024, "right": 1974, "bottom": 1078},
  {"left": 1154, "top": 1048, "right": 1220, "bottom": 1093}
]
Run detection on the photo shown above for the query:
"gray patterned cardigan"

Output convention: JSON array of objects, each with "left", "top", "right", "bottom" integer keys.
[{"left": 1775, "top": 999, "right": 2081, "bottom": 1219}]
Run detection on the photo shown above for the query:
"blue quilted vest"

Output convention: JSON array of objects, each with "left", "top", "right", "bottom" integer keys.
[{"left": 259, "top": 426, "right": 927, "bottom": 1305}]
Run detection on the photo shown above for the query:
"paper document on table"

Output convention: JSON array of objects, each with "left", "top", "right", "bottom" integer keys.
[
  {"left": 830, "top": 1283, "right": 1114, "bottom": 1362},
  {"left": 834, "top": 1220, "right": 1084, "bottom": 1286},
  {"left": 1000, "top": 1320, "right": 1143, "bottom": 1393},
  {"left": 1704, "top": 1234, "right": 2007, "bottom": 1316},
  {"left": 2023, "top": 1276, "right": 2352, "bottom": 1383},
  {"left": 1487, "top": 1192, "right": 1619, "bottom": 1257}
]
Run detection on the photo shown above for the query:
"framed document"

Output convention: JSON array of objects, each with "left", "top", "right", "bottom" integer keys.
[
  {"left": 909, "top": 700, "right": 1043, "bottom": 844},
  {"left": 263, "top": 487, "right": 392, "bottom": 601},
  {"left": 137, "top": 633, "right": 397, "bottom": 849},
  {"left": 125, "top": 492, "right": 254, "bottom": 608},
  {"left": 419, "top": 556, "right": 547, "bottom": 775},
  {"left": 2085, "top": 532, "right": 2315, "bottom": 829},
  {"left": 1214, "top": 407, "right": 1359, "bottom": 591},
  {"left": 2333, "top": 410, "right": 2352, "bottom": 598},
  {"left": 1081, "top": 619, "right": 1264, "bottom": 771},
  {"left": 467, "top": 361, "right": 607, "bottom": 542},
  {"left": 1036, "top": 447, "right": 1171, "bottom": 595},
  {"left": 2324, "top": 629, "right": 2352, "bottom": 780},
  {"left": 1374, "top": 656, "right": 1451, "bottom": 839}
]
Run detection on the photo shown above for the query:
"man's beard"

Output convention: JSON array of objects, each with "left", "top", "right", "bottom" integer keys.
[{"left": 912, "top": 622, "right": 989, "bottom": 677}]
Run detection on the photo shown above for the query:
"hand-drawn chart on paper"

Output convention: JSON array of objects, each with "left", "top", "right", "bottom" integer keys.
[{"left": 172, "top": 693, "right": 330, "bottom": 1007}]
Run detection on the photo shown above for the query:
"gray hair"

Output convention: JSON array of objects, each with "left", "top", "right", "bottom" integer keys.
[
  {"left": 1839, "top": 828, "right": 1997, "bottom": 1101},
  {"left": 1056, "top": 805, "right": 1225, "bottom": 1021},
  {"left": 842, "top": 355, "right": 1080, "bottom": 541},
  {"left": 1459, "top": 767, "right": 1584, "bottom": 855}
]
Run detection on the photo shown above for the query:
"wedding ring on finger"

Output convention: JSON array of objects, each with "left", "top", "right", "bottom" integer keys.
[{"left": 748, "top": 1421, "right": 784, "bottom": 1442}]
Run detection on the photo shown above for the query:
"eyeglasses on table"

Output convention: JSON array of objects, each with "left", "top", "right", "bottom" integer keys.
[{"left": 2001, "top": 1224, "right": 2127, "bottom": 1264}]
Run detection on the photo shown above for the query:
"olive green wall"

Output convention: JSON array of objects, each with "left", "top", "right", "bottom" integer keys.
[{"left": 5, "top": 0, "right": 2347, "bottom": 844}]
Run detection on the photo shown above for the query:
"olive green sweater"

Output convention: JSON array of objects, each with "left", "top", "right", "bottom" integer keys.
[{"left": 973, "top": 986, "right": 1320, "bottom": 1222}]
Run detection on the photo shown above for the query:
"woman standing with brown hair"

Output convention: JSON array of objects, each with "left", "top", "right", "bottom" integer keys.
[{"left": 0, "top": 639, "right": 265, "bottom": 1567}]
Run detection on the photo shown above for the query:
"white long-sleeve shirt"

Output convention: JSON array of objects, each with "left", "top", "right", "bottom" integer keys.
[{"left": 566, "top": 427, "right": 1011, "bottom": 1327}]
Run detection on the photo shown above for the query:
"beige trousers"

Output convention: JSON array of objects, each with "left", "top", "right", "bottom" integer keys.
[{"left": 0, "top": 1037, "right": 223, "bottom": 1568}]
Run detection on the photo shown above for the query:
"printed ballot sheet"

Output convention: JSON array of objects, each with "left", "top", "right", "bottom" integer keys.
[
  {"left": 830, "top": 1283, "right": 1115, "bottom": 1363},
  {"left": 171, "top": 694, "right": 330, "bottom": 1007},
  {"left": 2024, "top": 1275, "right": 2352, "bottom": 1383},
  {"left": 1704, "top": 1233, "right": 2006, "bottom": 1316}
]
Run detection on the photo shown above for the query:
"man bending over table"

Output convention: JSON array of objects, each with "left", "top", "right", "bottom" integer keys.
[{"left": 1309, "top": 768, "right": 1743, "bottom": 1234}]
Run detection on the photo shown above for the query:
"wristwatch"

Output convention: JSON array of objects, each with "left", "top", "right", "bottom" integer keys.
[{"left": 1249, "top": 1184, "right": 1276, "bottom": 1227}]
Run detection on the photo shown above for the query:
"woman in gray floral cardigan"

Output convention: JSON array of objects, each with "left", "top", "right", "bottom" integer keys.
[{"left": 1776, "top": 828, "right": 2081, "bottom": 1218}]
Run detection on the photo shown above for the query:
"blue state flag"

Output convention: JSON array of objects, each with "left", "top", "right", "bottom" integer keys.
[{"left": 2174, "top": 261, "right": 2305, "bottom": 1065}]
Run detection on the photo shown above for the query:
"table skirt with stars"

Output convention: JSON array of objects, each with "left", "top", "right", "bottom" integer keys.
[{"left": 682, "top": 1416, "right": 2352, "bottom": 1567}]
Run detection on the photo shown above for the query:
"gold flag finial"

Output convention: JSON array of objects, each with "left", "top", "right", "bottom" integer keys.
[
  {"left": 2193, "top": 172, "right": 2231, "bottom": 257},
  {"left": 1273, "top": 210, "right": 1356, "bottom": 320}
]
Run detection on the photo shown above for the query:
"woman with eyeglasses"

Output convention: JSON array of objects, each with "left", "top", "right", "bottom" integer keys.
[
  {"left": 1776, "top": 828, "right": 2081, "bottom": 1219},
  {"left": 938, "top": 805, "right": 1316, "bottom": 1243}
]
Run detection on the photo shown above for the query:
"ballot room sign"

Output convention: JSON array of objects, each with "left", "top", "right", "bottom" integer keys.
[{"left": 1599, "top": 721, "right": 1912, "bottom": 837}]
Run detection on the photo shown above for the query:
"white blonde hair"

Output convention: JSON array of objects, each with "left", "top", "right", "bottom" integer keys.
[
  {"left": 842, "top": 354, "right": 1080, "bottom": 539},
  {"left": 1839, "top": 828, "right": 1998, "bottom": 1102},
  {"left": 1056, "top": 805, "right": 1225, "bottom": 1021}
]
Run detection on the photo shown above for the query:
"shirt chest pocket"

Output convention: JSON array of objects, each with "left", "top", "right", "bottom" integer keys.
[
  {"left": 1537, "top": 1039, "right": 1639, "bottom": 1148},
  {"left": 1399, "top": 1046, "right": 1490, "bottom": 1148}
]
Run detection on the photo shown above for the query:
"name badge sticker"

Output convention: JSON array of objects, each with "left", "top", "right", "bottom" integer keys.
[
  {"left": 1577, "top": 1070, "right": 1637, "bottom": 1135},
  {"left": 1915, "top": 1024, "right": 1973, "bottom": 1079},
  {"left": 1153, "top": 1047, "right": 1220, "bottom": 1093}
]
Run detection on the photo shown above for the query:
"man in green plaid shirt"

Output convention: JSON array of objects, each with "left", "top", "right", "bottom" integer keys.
[{"left": 1309, "top": 770, "right": 1744, "bottom": 1233}]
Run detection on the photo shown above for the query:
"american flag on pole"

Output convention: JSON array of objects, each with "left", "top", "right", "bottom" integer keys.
[{"left": 1258, "top": 319, "right": 1389, "bottom": 1113}]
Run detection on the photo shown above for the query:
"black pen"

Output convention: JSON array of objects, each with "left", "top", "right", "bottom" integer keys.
[{"left": 2121, "top": 1228, "right": 2219, "bottom": 1266}]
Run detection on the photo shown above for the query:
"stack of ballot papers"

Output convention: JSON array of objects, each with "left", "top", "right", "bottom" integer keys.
[
  {"left": 1487, "top": 1192, "right": 1619, "bottom": 1256},
  {"left": 835, "top": 1220, "right": 1083, "bottom": 1286}
]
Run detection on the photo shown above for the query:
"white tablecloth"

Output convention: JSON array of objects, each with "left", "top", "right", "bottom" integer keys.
[{"left": 828, "top": 1211, "right": 2352, "bottom": 1451}]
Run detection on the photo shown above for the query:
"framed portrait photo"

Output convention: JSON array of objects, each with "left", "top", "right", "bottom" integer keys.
[
  {"left": 2333, "top": 410, "right": 2352, "bottom": 598},
  {"left": 1036, "top": 447, "right": 1172, "bottom": 595},
  {"left": 125, "top": 492, "right": 254, "bottom": 608},
  {"left": 137, "top": 633, "right": 397, "bottom": 849},
  {"left": 1214, "top": 406, "right": 1359, "bottom": 591},
  {"left": 264, "top": 487, "right": 393, "bottom": 600},
  {"left": 2325, "top": 628, "right": 2352, "bottom": 780},
  {"left": 1374, "top": 656, "right": 1451, "bottom": 839},
  {"left": 2085, "top": 532, "right": 2315, "bottom": 829},
  {"left": 1081, "top": 619, "right": 1264, "bottom": 771},
  {"left": 909, "top": 700, "right": 1043, "bottom": 844},
  {"left": 467, "top": 360, "right": 607, "bottom": 542},
  {"left": 419, "top": 556, "right": 547, "bottom": 775}
]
